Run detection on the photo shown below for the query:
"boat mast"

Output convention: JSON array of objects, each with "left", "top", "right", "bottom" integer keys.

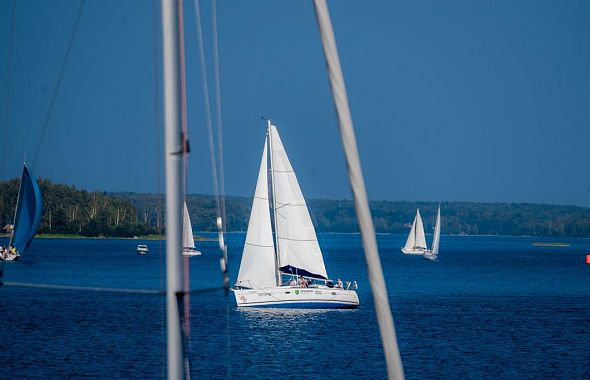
[
  {"left": 414, "top": 210, "right": 418, "bottom": 250},
  {"left": 313, "top": 1, "right": 404, "bottom": 378},
  {"left": 267, "top": 120, "right": 282, "bottom": 286},
  {"left": 161, "top": 0, "right": 186, "bottom": 378}
]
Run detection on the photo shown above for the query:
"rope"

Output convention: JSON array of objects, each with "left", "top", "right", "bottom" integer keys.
[
  {"left": 2, "top": 0, "right": 16, "bottom": 178},
  {"left": 191, "top": 0, "right": 229, "bottom": 292},
  {"left": 312, "top": 1, "right": 404, "bottom": 379},
  {"left": 211, "top": 0, "right": 227, "bottom": 233},
  {"left": 150, "top": 0, "right": 166, "bottom": 376},
  {"left": 31, "top": 0, "right": 85, "bottom": 171},
  {"left": 0, "top": 281, "right": 225, "bottom": 296}
]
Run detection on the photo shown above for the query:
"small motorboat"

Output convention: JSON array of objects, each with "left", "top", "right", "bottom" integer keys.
[{"left": 136, "top": 244, "right": 149, "bottom": 255}]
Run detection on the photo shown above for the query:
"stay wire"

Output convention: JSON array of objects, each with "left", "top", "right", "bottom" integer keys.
[
  {"left": 150, "top": 0, "right": 166, "bottom": 376},
  {"left": 31, "top": 0, "right": 85, "bottom": 171},
  {"left": 192, "top": 0, "right": 229, "bottom": 292},
  {"left": 176, "top": 0, "right": 192, "bottom": 343},
  {"left": 2, "top": 0, "right": 16, "bottom": 178}
]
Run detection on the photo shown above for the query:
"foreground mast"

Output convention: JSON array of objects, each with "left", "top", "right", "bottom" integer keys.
[{"left": 161, "top": 0, "right": 186, "bottom": 378}]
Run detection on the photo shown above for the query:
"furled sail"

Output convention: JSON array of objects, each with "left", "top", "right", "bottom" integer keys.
[
  {"left": 269, "top": 125, "right": 328, "bottom": 280},
  {"left": 236, "top": 141, "right": 277, "bottom": 288},
  {"left": 9, "top": 165, "right": 43, "bottom": 253}
]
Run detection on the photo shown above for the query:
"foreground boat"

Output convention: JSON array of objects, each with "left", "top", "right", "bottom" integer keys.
[
  {"left": 1, "top": 164, "right": 42, "bottom": 261},
  {"left": 233, "top": 121, "right": 359, "bottom": 309},
  {"left": 401, "top": 208, "right": 427, "bottom": 255}
]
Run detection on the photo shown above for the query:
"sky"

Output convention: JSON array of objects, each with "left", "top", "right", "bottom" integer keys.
[{"left": 1, "top": 0, "right": 589, "bottom": 206}]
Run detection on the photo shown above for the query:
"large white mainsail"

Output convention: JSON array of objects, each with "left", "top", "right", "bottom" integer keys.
[
  {"left": 236, "top": 140, "right": 277, "bottom": 289},
  {"left": 269, "top": 125, "right": 328, "bottom": 280}
]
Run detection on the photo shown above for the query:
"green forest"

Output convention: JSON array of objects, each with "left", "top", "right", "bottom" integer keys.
[
  {"left": 0, "top": 179, "right": 156, "bottom": 237},
  {"left": 116, "top": 193, "right": 590, "bottom": 238},
  {"left": 2, "top": 178, "right": 590, "bottom": 238}
]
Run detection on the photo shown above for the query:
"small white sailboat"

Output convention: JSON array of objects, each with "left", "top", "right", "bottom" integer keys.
[
  {"left": 233, "top": 121, "right": 359, "bottom": 308},
  {"left": 401, "top": 208, "right": 428, "bottom": 255},
  {"left": 423, "top": 206, "right": 441, "bottom": 261},
  {"left": 182, "top": 201, "right": 201, "bottom": 256}
]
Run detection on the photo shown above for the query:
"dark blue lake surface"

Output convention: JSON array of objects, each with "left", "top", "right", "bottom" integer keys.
[{"left": 1, "top": 234, "right": 589, "bottom": 379}]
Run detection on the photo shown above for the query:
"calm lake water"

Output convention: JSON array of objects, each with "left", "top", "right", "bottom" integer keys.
[{"left": 1, "top": 234, "right": 589, "bottom": 379}]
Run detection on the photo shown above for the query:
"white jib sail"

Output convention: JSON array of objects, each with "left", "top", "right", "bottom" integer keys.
[
  {"left": 182, "top": 201, "right": 196, "bottom": 252},
  {"left": 403, "top": 214, "right": 417, "bottom": 250},
  {"left": 236, "top": 140, "right": 277, "bottom": 289},
  {"left": 431, "top": 206, "right": 441, "bottom": 255},
  {"left": 415, "top": 209, "right": 427, "bottom": 249},
  {"left": 269, "top": 125, "right": 328, "bottom": 279}
]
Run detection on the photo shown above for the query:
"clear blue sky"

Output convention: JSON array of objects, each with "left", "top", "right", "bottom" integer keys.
[{"left": 1, "top": 0, "right": 589, "bottom": 206}]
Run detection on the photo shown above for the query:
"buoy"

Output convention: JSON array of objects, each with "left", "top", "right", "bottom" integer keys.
[{"left": 586, "top": 254, "right": 590, "bottom": 265}]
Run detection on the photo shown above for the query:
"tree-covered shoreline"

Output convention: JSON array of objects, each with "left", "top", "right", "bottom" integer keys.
[
  {"left": 115, "top": 193, "right": 590, "bottom": 238},
  {"left": 1, "top": 178, "right": 589, "bottom": 238}
]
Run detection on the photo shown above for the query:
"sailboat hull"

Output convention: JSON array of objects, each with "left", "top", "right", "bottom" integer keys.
[
  {"left": 233, "top": 287, "right": 359, "bottom": 309},
  {"left": 422, "top": 253, "right": 438, "bottom": 261},
  {"left": 401, "top": 247, "right": 426, "bottom": 255}
]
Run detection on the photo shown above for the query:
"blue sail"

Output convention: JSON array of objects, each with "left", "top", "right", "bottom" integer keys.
[{"left": 9, "top": 165, "right": 43, "bottom": 254}]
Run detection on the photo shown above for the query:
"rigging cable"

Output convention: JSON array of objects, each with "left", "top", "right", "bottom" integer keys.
[
  {"left": 313, "top": 1, "right": 404, "bottom": 379},
  {"left": 2, "top": 0, "right": 16, "bottom": 178},
  {"left": 192, "top": 0, "right": 229, "bottom": 292},
  {"left": 0, "top": 0, "right": 17, "bottom": 283},
  {"left": 176, "top": 0, "right": 192, "bottom": 340},
  {"left": 150, "top": 0, "right": 166, "bottom": 376},
  {"left": 31, "top": 0, "right": 85, "bottom": 171}
]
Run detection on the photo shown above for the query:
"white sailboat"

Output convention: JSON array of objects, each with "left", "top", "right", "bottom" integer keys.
[
  {"left": 232, "top": 121, "right": 359, "bottom": 308},
  {"left": 401, "top": 208, "right": 428, "bottom": 255},
  {"left": 423, "top": 206, "right": 441, "bottom": 261},
  {"left": 182, "top": 201, "right": 201, "bottom": 256}
]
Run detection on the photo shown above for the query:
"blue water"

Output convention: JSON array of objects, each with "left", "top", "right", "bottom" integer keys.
[{"left": 1, "top": 234, "right": 589, "bottom": 379}]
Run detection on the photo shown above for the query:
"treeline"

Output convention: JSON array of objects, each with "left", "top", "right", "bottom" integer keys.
[
  {"left": 2, "top": 178, "right": 589, "bottom": 238},
  {"left": 0, "top": 179, "right": 156, "bottom": 237},
  {"left": 115, "top": 193, "right": 590, "bottom": 238}
]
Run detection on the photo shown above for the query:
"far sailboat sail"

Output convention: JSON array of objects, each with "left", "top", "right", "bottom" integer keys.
[
  {"left": 3, "top": 164, "right": 43, "bottom": 261},
  {"left": 401, "top": 208, "right": 427, "bottom": 255},
  {"left": 233, "top": 121, "right": 359, "bottom": 308},
  {"left": 423, "top": 206, "right": 441, "bottom": 261},
  {"left": 182, "top": 201, "right": 201, "bottom": 256}
]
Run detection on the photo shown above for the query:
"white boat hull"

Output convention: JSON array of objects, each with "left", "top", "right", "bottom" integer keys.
[
  {"left": 422, "top": 252, "right": 438, "bottom": 261},
  {"left": 401, "top": 247, "right": 426, "bottom": 255},
  {"left": 233, "top": 286, "right": 359, "bottom": 309}
]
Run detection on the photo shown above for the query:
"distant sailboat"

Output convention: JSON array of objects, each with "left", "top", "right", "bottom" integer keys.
[
  {"left": 401, "top": 208, "right": 427, "bottom": 255},
  {"left": 423, "top": 206, "right": 441, "bottom": 261},
  {"left": 232, "top": 121, "right": 359, "bottom": 308},
  {"left": 182, "top": 201, "right": 201, "bottom": 256},
  {"left": 1, "top": 164, "right": 43, "bottom": 261}
]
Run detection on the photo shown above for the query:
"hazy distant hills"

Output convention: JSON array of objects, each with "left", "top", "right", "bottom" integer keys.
[
  {"left": 115, "top": 192, "right": 590, "bottom": 238},
  {"left": 2, "top": 178, "right": 589, "bottom": 238}
]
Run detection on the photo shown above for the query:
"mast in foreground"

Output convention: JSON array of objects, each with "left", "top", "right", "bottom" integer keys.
[
  {"left": 313, "top": 0, "right": 404, "bottom": 378},
  {"left": 161, "top": 0, "right": 186, "bottom": 378}
]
